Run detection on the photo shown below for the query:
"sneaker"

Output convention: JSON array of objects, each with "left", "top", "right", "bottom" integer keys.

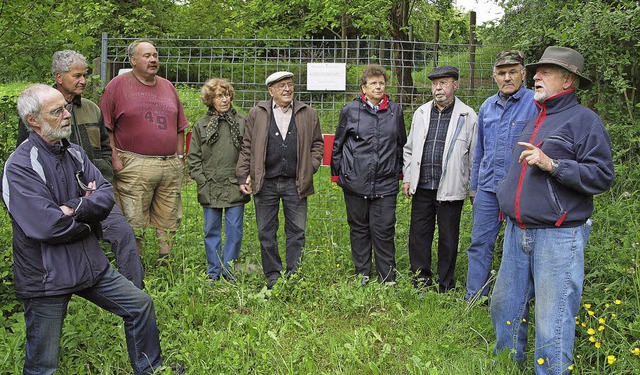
[{"left": 360, "top": 275, "right": 370, "bottom": 286}]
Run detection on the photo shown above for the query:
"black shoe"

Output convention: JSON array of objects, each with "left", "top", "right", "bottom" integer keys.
[
  {"left": 412, "top": 276, "right": 433, "bottom": 290},
  {"left": 156, "top": 253, "right": 170, "bottom": 267},
  {"left": 171, "top": 363, "right": 186, "bottom": 374},
  {"left": 266, "top": 274, "right": 281, "bottom": 289}
]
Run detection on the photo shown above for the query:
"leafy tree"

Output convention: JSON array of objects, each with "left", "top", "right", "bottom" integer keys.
[
  {"left": 0, "top": 0, "right": 178, "bottom": 83},
  {"left": 481, "top": 0, "right": 639, "bottom": 124}
]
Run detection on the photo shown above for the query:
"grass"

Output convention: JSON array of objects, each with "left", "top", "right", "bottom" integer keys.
[
  {"left": 1, "top": 162, "right": 638, "bottom": 374},
  {"left": 0, "top": 82, "right": 638, "bottom": 373}
]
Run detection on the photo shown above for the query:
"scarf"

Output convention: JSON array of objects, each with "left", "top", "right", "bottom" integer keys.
[{"left": 204, "top": 106, "right": 242, "bottom": 149}]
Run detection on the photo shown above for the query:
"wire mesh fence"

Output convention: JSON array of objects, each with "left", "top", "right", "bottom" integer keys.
[{"left": 100, "top": 35, "right": 502, "bottom": 269}]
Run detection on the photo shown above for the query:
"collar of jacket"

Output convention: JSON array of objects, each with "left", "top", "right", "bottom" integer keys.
[{"left": 534, "top": 88, "right": 578, "bottom": 115}]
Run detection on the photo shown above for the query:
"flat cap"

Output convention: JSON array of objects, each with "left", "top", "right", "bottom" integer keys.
[
  {"left": 266, "top": 71, "right": 294, "bottom": 86},
  {"left": 495, "top": 50, "right": 525, "bottom": 67},
  {"left": 428, "top": 66, "right": 459, "bottom": 80}
]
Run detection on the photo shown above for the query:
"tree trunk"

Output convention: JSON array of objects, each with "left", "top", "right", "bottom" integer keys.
[{"left": 389, "top": 0, "right": 415, "bottom": 105}]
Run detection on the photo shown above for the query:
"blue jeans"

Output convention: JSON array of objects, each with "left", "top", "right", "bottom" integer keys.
[
  {"left": 465, "top": 189, "right": 503, "bottom": 299},
  {"left": 254, "top": 177, "right": 307, "bottom": 280},
  {"left": 491, "top": 218, "right": 590, "bottom": 375},
  {"left": 21, "top": 267, "right": 162, "bottom": 375},
  {"left": 203, "top": 205, "right": 245, "bottom": 279},
  {"left": 102, "top": 203, "right": 145, "bottom": 289}
]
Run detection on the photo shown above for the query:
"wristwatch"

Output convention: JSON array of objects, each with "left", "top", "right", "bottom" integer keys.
[{"left": 550, "top": 159, "right": 559, "bottom": 174}]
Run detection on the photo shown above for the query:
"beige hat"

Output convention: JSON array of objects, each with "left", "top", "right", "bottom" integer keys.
[{"left": 266, "top": 71, "right": 294, "bottom": 87}]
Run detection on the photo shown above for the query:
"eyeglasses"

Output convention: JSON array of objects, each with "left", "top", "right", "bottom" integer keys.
[
  {"left": 214, "top": 93, "right": 231, "bottom": 100},
  {"left": 274, "top": 82, "right": 294, "bottom": 90},
  {"left": 431, "top": 80, "right": 455, "bottom": 88},
  {"left": 75, "top": 171, "right": 96, "bottom": 192},
  {"left": 40, "top": 106, "right": 68, "bottom": 118}
]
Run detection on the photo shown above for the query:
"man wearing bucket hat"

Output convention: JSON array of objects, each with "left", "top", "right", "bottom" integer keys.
[
  {"left": 465, "top": 50, "right": 538, "bottom": 302},
  {"left": 236, "top": 71, "right": 323, "bottom": 289},
  {"left": 492, "top": 46, "right": 614, "bottom": 374}
]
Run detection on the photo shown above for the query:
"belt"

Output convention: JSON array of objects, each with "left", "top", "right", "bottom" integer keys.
[{"left": 116, "top": 148, "right": 177, "bottom": 160}]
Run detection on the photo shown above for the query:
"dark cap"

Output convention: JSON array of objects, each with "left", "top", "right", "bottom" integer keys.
[
  {"left": 428, "top": 66, "right": 459, "bottom": 80},
  {"left": 495, "top": 50, "right": 525, "bottom": 67}
]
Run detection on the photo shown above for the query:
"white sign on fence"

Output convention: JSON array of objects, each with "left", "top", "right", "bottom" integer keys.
[{"left": 306, "top": 63, "right": 346, "bottom": 91}]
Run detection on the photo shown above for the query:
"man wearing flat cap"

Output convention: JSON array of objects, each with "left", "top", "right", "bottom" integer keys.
[
  {"left": 465, "top": 50, "right": 538, "bottom": 302},
  {"left": 491, "top": 46, "right": 614, "bottom": 374},
  {"left": 403, "top": 65, "right": 478, "bottom": 292},
  {"left": 236, "top": 71, "right": 323, "bottom": 289}
]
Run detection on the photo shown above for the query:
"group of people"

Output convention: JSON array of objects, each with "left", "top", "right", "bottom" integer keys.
[{"left": 1, "top": 39, "right": 614, "bottom": 375}]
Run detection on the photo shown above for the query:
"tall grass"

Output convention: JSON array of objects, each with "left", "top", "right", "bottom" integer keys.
[{"left": 0, "top": 85, "right": 638, "bottom": 374}]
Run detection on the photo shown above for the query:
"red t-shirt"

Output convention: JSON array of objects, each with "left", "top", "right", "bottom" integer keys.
[{"left": 100, "top": 73, "right": 189, "bottom": 156}]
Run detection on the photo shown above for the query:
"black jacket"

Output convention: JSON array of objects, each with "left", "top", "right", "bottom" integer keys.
[{"left": 331, "top": 96, "right": 406, "bottom": 198}]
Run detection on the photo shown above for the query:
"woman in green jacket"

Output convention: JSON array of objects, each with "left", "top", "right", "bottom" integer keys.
[{"left": 188, "top": 78, "right": 249, "bottom": 283}]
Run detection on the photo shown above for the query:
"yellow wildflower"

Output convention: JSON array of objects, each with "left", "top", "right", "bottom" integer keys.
[
  {"left": 584, "top": 303, "right": 592, "bottom": 309},
  {"left": 537, "top": 358, "right": 545, "bottom": 365},
  {"left": 595, "top": 342, "right": 601, "bottom": 349},
  {"left": 612, "top": 313, "right": 617, "bottom": 318},
  {"left": 631, "top": 347, "right": 640, "bottom": 356},
  {"left": 588, "top": 310, "right": 595, "bottom": 316},
  {"left": 614, "top": 300, "right": 622, "bottom": 305},
  {"left": 605, "top": 303, "right": 610, "bottom": 308},
  {"left": 581, "top": 322, "right": 586, "bottom": 327},
  {"left": 607, "top": 355, "right": 617, "bottom": 365},
  {"left": 598, "top": 325, "right": 605, "bottom": 331},
  {"left": 589, "top": 336, "right": 596, "bottom": 343},
  {"left": 599, "top": 317, "right": 605, "bottom": 324},
  {"left": 587, "top": 328, "right": 596, "bottom": 335},
  {"left": 568, "top": 364, "right": 575, "bottom": 371}
]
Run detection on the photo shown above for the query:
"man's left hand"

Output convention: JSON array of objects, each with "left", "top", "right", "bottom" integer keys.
[{"left": 518, "top": 142, "right": 553, "bottom": 172}]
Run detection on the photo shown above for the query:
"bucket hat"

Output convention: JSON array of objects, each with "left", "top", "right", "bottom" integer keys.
[{"left": 526, "top": 46, "right": 592, "bottom": 89}]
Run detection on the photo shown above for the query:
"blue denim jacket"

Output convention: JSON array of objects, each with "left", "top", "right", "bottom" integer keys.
[{"left": 470, "top": 86, "right": 538, "bottom": 193}]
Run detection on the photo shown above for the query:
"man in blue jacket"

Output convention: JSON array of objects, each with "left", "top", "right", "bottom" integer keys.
[
  {"left": 2, "top": 84, "right": 163, "bottom": 375},
  {"left": 465, "top": 50, "right": 538, "bottom": 302},
  {"left": 16, "top": 50, "right": 144, "bottom": 289},
  {"left": 492, "top": 47, "right": 614, "bottom": 375}
]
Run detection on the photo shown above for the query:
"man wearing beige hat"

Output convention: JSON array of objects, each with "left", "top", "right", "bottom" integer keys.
[
  {"left": 492, "top": 46, "right": 614, "bottom": 374},
  {"left": 236, "top": 71, "right": 323, "bottom": 289},
  {"left": 465, "top": 50, "right": 538, "bottom": 302}
]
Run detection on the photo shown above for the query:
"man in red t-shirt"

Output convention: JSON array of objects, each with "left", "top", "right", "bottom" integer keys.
[{"left": 100, "top": 39, "right": 189, "bottom": 261}]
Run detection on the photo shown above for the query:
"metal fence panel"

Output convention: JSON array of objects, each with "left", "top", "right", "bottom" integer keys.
[{"left": 100, "top": 35, "right": 501, "bottom": 272}]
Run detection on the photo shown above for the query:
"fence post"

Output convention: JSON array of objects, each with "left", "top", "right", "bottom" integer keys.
[
  {"left": 469, "top": 12, "right": 477, "bottom": 92},
  {"left": 101, "top": 32, "right": 108, "bottom": 88},
  {"left": 434, "top": 20, "right": 440, "bottom": 67}
]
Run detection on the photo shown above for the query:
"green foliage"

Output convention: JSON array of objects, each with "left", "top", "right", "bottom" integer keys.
[{"left": 481, "top": 0, "right": 639, "bottom": 124}]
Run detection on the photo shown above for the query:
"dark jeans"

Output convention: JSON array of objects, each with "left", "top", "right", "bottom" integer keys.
[
  {"left": 343, "top": 191, "right": 397, "bottom": 282},
  {"left": 408, "top": 188, "right": 463, "bottom": 291},
  {"left": 102, "top": 204, "right": 145, "bottom": 289},
  {"left": 21, "top": 267, "right": 162, "bottom": 375},
  {"left": 254, "top": 177, "right": 307, "bottom": 280}
]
